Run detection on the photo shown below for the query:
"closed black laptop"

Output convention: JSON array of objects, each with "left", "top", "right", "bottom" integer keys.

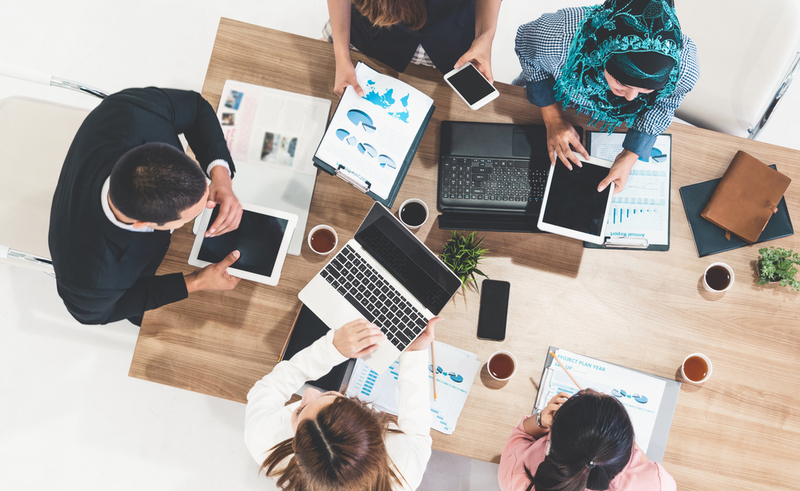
[{"left": 437, "top": 121, "right": 581, "bottom": 233}]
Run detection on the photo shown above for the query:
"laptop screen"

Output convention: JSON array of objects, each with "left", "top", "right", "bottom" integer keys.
[{"left": 355, "top": 204, "right": 461, "bottom": 313}]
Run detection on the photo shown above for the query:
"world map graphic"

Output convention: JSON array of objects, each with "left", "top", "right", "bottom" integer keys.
[{"left": 362, "top": 79, "right": 411, "bottom": 123}]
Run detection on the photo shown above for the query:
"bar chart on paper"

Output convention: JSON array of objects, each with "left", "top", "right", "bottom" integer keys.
[
  {"left": 588, "top": 132, "right": 671, "bottom": 247},
  {"left": 346, "top": 342, "right": 481, "bottom": 434}
]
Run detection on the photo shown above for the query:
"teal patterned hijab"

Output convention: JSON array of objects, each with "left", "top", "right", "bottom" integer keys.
[{"left": 553, "top": 0, "right": 683, "bottom": 131}]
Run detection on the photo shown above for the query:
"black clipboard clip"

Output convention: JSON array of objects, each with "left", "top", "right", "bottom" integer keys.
[
  {"left": 603, "top": 236, "right": 649, "bottom": 249},
  {"left": 335, "top": 164, "right": 371, "bottom": 194}
]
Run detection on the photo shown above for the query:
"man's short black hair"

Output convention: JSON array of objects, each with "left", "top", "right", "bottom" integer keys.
[{"left": 109, "top": 142, "right": 207, "bottom": 225}]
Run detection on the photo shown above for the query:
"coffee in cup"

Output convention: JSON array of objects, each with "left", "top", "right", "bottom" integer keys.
[
  {"left": 398, "top": 198, "right": 429, "bottom": 230},
  {"left": 681, "top": 353, "right": 713, "bottom": 384},
  {"left": 703, "top": 262, "right": 734, "bottom": 292},
  {"left": 488, "top": 350, "right": 517, "bottom": 381},
  {"left": 308, "top": 225, "right": 338, "bottom": 255}
]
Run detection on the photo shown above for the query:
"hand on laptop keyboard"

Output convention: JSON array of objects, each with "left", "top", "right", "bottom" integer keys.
[
  {"left": 333, "top": 319, "right": 385, "bottom": 359},
  {"left": 406, "top": 317, "right": 442, "bottom": 352}
]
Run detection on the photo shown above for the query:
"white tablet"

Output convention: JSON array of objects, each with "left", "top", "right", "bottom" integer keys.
[
  {"left": 537, "top": 156, "right": 615, "bottom": 245},
  {"left": 188, "top": 203, "right": 297, "bottom": 286}
]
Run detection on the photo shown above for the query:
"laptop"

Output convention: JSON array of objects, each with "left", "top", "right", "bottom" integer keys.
[
  {"left": 298, "top": 203, "right": 461, "bottom": 373},
  {"left": 437, "top": 121, "right": 581, "bottom": 233}
]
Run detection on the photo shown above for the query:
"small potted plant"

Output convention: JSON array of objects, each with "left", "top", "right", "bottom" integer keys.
[
  {"left": 757, "top": 246, "right": 800, "bottom": 291},
  {"left": 441, "top": 230, "right": 489, "bottom": 292}
]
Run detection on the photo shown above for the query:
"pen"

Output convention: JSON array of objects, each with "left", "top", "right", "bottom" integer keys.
[
  {"left": 431, "top": 343, "right": 438, "bottom": 400},
  {"left": 550, "top": 351, "right": 584, "bottom": 391}
]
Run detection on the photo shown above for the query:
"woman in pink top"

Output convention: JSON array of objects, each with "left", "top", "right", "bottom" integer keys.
[{"left": 498, "top": 390, "right": 676, "bottom": 491}]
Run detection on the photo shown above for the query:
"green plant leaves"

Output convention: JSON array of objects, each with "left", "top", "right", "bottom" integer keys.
[
  {"left": 757, "top": 247, "right": 800, "bottom": 291},
  {"left": 441, "top": 230, "right": 489, "bottom": 292}
]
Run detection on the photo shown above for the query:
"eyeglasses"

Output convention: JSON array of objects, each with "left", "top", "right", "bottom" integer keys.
[{"left": 429, "top": 364, "right": 464, "bottom": 383}]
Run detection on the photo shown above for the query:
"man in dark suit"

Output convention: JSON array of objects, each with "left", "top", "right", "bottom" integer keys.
[{"left": 49, "top": 87, "right": 244, "bottom": 326}]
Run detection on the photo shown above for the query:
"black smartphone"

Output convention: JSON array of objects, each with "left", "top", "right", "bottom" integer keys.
[{"left": 477, "top": 279, "right": 511, "bottom": 341}]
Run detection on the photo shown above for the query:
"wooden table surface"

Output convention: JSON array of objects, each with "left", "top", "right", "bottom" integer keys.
[{"left": 130, "top": 18, "right": 800, "bottom": 490}]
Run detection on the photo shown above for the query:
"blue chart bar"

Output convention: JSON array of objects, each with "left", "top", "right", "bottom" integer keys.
[{"left": 360, "top": 370, "right": 379, "bottom": 396}]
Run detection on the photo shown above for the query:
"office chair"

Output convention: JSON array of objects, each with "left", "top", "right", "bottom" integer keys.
[
  {"left": 0, "top": 62, "right": 107, "bottom": 273},
  {"left": 674, "top": 0, "right": 800, "bottom": 139}
]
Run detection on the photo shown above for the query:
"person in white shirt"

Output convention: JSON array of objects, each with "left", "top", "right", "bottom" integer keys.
[{"left": 245, "top": 317, "right": 442, "bottom": 491}]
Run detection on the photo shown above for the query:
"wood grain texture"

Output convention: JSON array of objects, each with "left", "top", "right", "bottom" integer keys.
[{"left": 129, "top": 19, "right": 800, "bottom": 489}]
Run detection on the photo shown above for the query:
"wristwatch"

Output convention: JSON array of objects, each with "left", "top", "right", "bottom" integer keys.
[{"left": 535, "top": 410, "right": 547, "bottom": 429}]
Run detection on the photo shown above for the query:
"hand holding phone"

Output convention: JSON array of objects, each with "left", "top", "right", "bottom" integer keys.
[
  {"left": 444, "top": 62, "right": 499, "bottom": 110},
  {"left": 477, "top": 279, "right": 510, "bottom": 341}
]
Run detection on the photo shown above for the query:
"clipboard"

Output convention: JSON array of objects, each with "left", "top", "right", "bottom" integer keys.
[
  {"left": 533, "top": 346, "right": 681, "bottom": 463},
  {"left": 313, "top": 62, "right": 435, "bottom": 208},
  {"left": 583, "top": 132, "right": 672, "bottom": 251}
]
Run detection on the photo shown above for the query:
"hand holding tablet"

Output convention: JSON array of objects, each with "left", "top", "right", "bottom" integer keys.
[
  {"left": 189, "top": 203, "right": 297, "bottom": 286},
  {"left": 537, "top": 156, "right": 615, "bottom": 245}
]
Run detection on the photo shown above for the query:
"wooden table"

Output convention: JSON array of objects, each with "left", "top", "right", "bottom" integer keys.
[{"left": 130, "top": 19, "right": 800, "bottom": 490}]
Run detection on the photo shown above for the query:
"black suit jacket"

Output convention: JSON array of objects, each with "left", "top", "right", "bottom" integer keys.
[
  {"left": 48, "top": 87, "right": 235, "bottom": 325},
  {"left": 349, "top": 0, "right": 475, "bottom": 74}
]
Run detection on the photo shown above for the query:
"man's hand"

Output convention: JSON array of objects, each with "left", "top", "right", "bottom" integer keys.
[
  {"left": 540, "top": 104, "right": 590, "bottom": 170},
  {"left": 407, "top": 317, "right": 442, "bottom": 352},
  {"left": 185, "top": 250, "right": 242, "bottom": 293},
  {"left": 206, "top": 166, "right": 242, "bottom": 237},
  {"left": 597, "top": 149, "right": 639, "bottom": 194},
  {"left": 333, "top": 319, "right": 385, "bottom": 358},
  {"left": 454, "top": 34, "right": 495, "bottom": 84}
]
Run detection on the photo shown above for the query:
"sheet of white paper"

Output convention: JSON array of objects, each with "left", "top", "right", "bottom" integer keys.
[
  {"left": 542, "top": 349, "right": 666, "bottom": 453},
  {"left": 315, "top": 63, "right": 433, "bottom": 201},
  {"left": 588, "top": 133, "right": 671, "bottom": 246},
  {"left": 345, "top": 341, "right": 480, "bottom": 435},
  {"left": 216, "top": 80, "right": 331, "bottom": 255}
]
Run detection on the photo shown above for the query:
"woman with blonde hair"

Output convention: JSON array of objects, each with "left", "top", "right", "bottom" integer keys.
[{"left": 245, "top": 317, "right": 442, "bottom": 490}]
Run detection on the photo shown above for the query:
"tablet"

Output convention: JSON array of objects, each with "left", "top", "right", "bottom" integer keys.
[
  {"left": 188, "top": 203, "right": 297, "bottom": 286},
  {"left": 537, "top": 157, "right": 615, "bottom": 245}
]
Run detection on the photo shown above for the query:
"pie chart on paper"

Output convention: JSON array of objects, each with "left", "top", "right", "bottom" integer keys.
[
  {"left": 378, "top": 154, "right": 396, "bottom": 169},
  {"left": 347, "top": 109, "right": 374, "bottom": 129}
]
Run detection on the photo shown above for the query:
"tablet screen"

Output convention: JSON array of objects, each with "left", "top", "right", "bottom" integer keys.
[
  {"left": 197, "top": 205, "right": 289, "bottom": 277},
  {"left": 542, "top": 162, "right": 611, "bottom": 238}
]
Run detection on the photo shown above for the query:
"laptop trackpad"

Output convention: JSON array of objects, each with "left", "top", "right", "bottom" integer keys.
[
  {"left": 323, "top": 302, "right": 363, "bottom": 331},
  {"left": 512, "top": 127, "right": 533, "bottom": 157}
]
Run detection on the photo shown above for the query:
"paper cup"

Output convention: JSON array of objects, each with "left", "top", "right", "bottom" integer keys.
[
  {"left": 488, "top": 350, "right": 517, "bottom": 381},
  {"left": 398, "top": 198, "right": 429, "bottom": 230},
  {"left": 307, "top": 225, "right": 338, "bottom": 255},
  {"left": 703, "top": 262, "right": 734, "bottom": 292},
  {"left": 681, "top": 353, "right": 713, "bottom": 384}
]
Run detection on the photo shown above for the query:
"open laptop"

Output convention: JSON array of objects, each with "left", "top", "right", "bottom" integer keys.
[
  {"left": 437, "top": 121, "right": 581, "bottom": 233},
  {"left": 299, "top": 203, "right": 461, "bottom": 373}
]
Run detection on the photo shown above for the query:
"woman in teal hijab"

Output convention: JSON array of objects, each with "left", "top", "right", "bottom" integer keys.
[{"left": 515, "top": 0, "right": 698, "bottom": 192}]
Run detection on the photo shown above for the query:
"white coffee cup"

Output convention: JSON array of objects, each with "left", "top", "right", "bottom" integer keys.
[
  {"left": 487, "top": 350, "right": 517, "bottom": 381},
  {"left": 398, "top": 198, "right": 429, "bottom": 230},
  {"left": 681, "top": 352, "right": 713, "bottom": 384},
  {"left": 702, "top": 262, "right": 735, "bottom": 292},
  {"left": 307, "top": 224, "right": 338, "bottom": 255}
]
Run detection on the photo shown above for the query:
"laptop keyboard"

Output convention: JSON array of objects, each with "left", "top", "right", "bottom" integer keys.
[
  {"left": 320, "top": 245, "right": 429, "bottom": 352},
  {"left": 439, "top": 157, "right": 548, "bottom": 207}
]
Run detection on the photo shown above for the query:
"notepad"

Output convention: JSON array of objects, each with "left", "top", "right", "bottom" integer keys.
[
  {"left": 586, "top": 132, "right": 672, "bottom": 250},
  {"left": 345, "top": 341, "right": 480, "bottom": 435}
]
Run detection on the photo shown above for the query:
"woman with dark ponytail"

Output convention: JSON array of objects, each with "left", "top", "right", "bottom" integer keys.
[{"left": 498, "top": 390, "right": 676, "bottom": 491}]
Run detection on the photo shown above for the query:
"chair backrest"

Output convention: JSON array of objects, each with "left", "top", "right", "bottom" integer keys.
[
  {"left": 0, "top": 96, "right": 89, "bottom": 271},
  {"left": 674, "top": 0, "right": 800, "bottom": 137}
]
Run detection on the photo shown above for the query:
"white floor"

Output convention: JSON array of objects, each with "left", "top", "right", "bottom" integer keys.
[{"left": 1, "top": 2, "right": 798, "bottom": 490}]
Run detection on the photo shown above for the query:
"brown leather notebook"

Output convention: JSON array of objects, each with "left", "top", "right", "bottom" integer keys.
[{"left": 701, "top": 151, "right": 791, "bottom": 243}]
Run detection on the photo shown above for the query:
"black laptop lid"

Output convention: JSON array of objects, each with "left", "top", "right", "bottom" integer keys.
[
  {"left": 355, "top": 203, "right": 460, "bottom": 314},
  {"left": 440, "top": 121, "right": 551, "bottom": 160}
]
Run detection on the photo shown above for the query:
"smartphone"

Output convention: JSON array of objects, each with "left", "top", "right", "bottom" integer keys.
[
  {"left": 477, "top": 279, "right": 511, "bottom": 341},
  {"left": 443, "top": 62, "right": 499, "bottom": 110}
]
